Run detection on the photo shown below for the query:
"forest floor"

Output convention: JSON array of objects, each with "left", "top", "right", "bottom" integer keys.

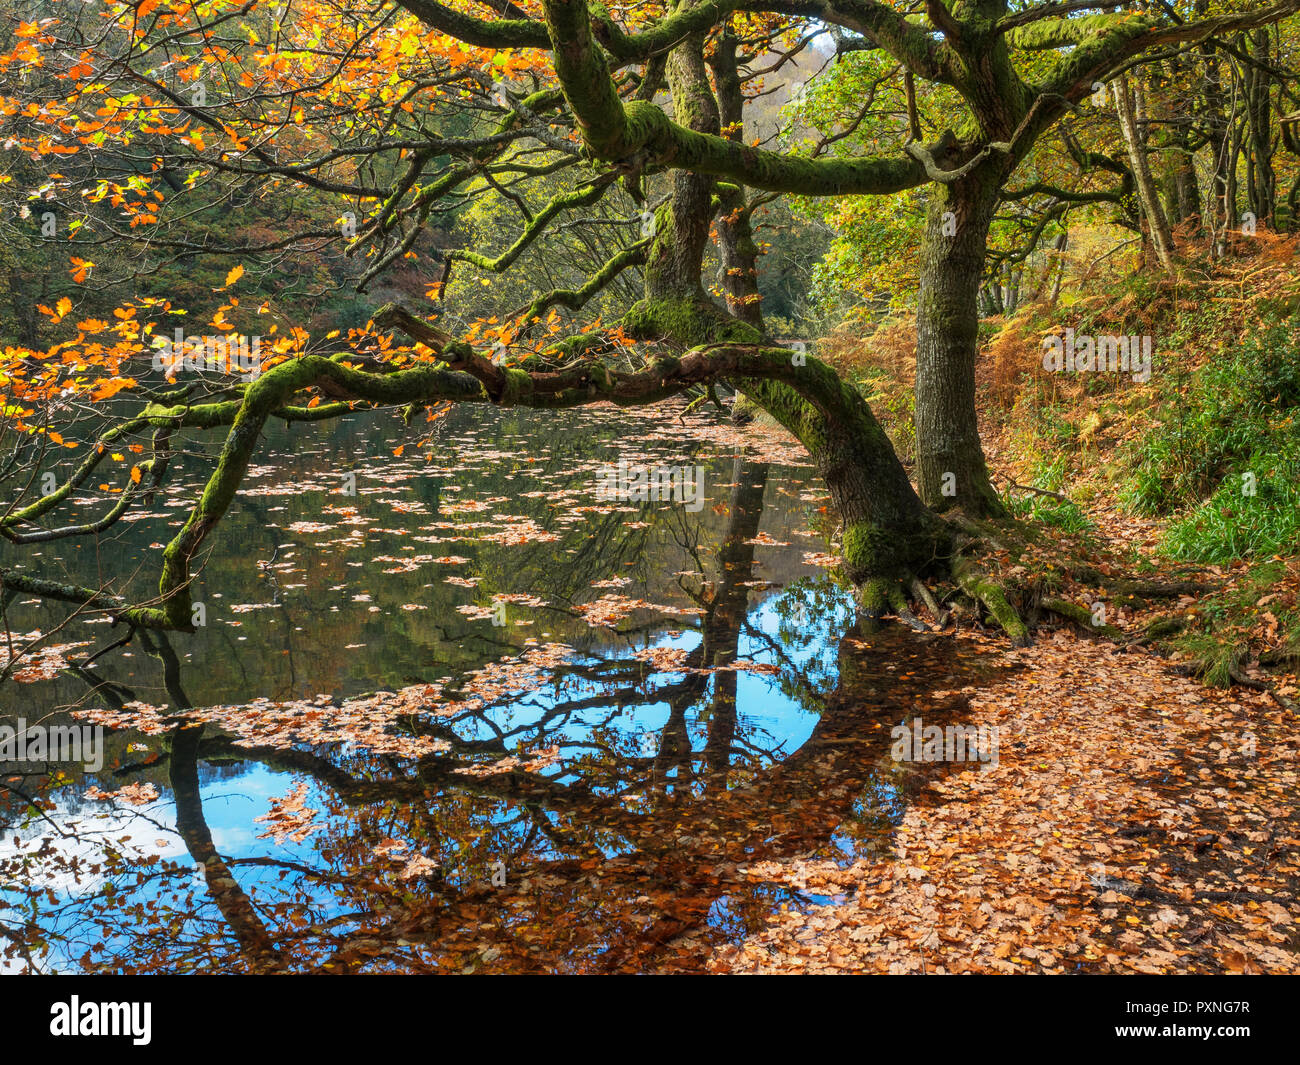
[
  {"left": 709, "top": 626, "right": 1299, "bottom": 973},
  {"left": 708, "top": 359, "right": 1300, "bottom": 973}
]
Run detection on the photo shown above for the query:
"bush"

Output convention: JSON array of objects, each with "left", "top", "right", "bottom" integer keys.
[{"left": 1121, "top": 312, "right": 1300, "bottom": 560}]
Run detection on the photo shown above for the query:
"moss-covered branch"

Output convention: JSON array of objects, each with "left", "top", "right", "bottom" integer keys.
[
  {"left": 0, "top": 570, "right": 161, "bottom": 629},
  {"left": 446, "top": 175, "right": 617, "bottom": 273},
  {"left": 517, "top": 241, "right": 648, "bottom": 321},
  {"left": 1, "top": 417, "right": 149, "bottom": 530},
  {"left": 2, "top": 458, "right": 159, "bottom": 544},
  {"left": 1035, "top": 2, "right": 1300, "bottom": 100},
  {"left": 541, "top": 0, "right": 930, "bottom": 195}
]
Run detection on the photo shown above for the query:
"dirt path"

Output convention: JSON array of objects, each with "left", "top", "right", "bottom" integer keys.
[{"left": 709, "top": 632, "right": 1300, "bottom": 974}]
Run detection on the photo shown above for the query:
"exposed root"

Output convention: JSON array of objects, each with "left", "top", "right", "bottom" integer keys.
[
  {"left": 856, "top": 575, "right": 930, "bottom": 633},
  {"left": 910, "top": 577, "right": 943, "bottom": 616},
  {"left": 890, "top": 583, "right": 931, "bottom": 632},
  {"left": 910, "top": 577, "right": 949, "bottom": 629},
  {"left": 944, "top": 509, "right": 1010, "bottom": 553},
  {"left": 1038, "top": 597, "right": 1124, "bottom": 640},
  {"left": 851, "top": 523, "right": 1034, "bottom": 645},
  {"left": 1132, "top": 614, "right": 1190, "bottom": 646},
  {"left": 856, "top": 577, "right": 892, "bottom": 632},
  {"left": 1228, "top": 668, "right": 1298, "bottom": 712},
  {"left": 954, "top": 565, "right": 1032, "bottom": 647},
  {"left": 845, "top": 509, "right": 1200, "bottom": 650}
]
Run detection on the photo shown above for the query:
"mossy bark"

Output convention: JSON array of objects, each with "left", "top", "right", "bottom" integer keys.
[
  {"left": 627, "top": 12, "right": 950, "bottom": 599},
  {"left": 627, "top": 284, "right": 948, "bottom": 596},
  {"left": 915, "top": 173, "right": 1006, "bottom": 518}
]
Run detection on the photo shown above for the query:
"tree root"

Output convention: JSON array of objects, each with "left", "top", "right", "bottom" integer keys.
[
  {"left": 856, "top": 575, "right": 936, "bottom": 634},
  {"left": 1229, "top": 668, "right": 1298, "bottom": 712},
  {"left": 1131, "top": 614, "right": 1189, "bottom": 645},
  {"left": 1038, "top": 597, "right": 1124, "bottom": 640},
  {"left": 954, "top": 568, "right": 1031, "bottom": 647},
  {"left": 854, "top": 556, "right": 1033, "bottom": 646},
  {"left": 910, "top": 577, "right": 949, "bottom": 629},
  {"left": 890, "top": 584, "right": 930, "bottom": 632},
  {"left": 858, "top": 577, "right": 892, "bottom": 627},
  {"left": 845, "top": 511, "right": 1198, "bottom": 650}
]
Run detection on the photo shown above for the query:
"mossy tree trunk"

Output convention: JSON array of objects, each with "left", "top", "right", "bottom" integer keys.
[
  {"left": 1244, "top": 27, "right": 1278, "bottom": 229},
  {"left": 915, "top": 171, "right": 1006, "bottom": 518},
  {"left": 629, "top": 19, "right": 949, "bottom": 607}
]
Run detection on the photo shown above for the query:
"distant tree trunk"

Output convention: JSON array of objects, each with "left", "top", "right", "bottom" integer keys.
[
  {"left": 8, "top": 267, "right": 43, "bottom": 348},
  {"left": 1226, "top": 112, "right": 1245, "bottom": 242},
  {"left": 1167, "top": 55, "right": 1203, "bottom": 231},
  {"left": 1004, "top": 265, "right": 1023, "bottom": 315},
  {"left": 1048, "top": 230, "right": 1068, "bottom": 305},
  {"left": 915, "top": 172, "right": 1005, "bottom": 517},
  {"left": 1243, "top": 28, "right": 1277, "bottom": 229},
  {"left": 709, "top": 31, "right": 764, "bottom": 333},
  {"left": 1201, "top": 40, "right": 1233, "bottom": 253},
  {"left": 1113, "top": 75, "right": 1177, "bottom": 273},
  {"left": 1281, "top": 110, "right": 1300, "bottom": 229},
  {"left": 1172, "top": 154, "right": 1202, "bottom": 228}
]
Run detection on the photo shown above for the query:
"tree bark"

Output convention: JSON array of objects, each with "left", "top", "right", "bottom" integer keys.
[
  {"left": 1243, "top": 28, "right": 1277, "bottom": 229},
  {"left": 1113, "top": 74, "right": 1177, "bottom": 273},
  {"left": 915, "top": 171, "right": 1005, "bottom": 517},
  {"left": 1167, "top": 52, "right": 1203, "bottom": 231}
]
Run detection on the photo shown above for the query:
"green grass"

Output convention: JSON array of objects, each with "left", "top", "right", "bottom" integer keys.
[
  {"left": 1002, "top": 415, "right": 1097, "bottom": 533},
  {"left": 1005, "top": 491, "right": 1096, "bottom": 533},
  {"left": 1161, "top": 560, "right": 1300, "bottom": 686},
  {"left": 1120, "top": 312, "right": 1300, "bottom": 562}
]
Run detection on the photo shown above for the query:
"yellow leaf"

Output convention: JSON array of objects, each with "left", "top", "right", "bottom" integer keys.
[
  {"left": 130, "top": 466, "right": 142, "bottom": 484},
  {"left": 224, "top": 264, "right": 245, "bottom": 287}
]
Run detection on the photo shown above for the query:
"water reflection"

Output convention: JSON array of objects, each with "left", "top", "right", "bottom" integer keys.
[{"left": 1, "top": 405, "right": 1010, "bottom": 973}]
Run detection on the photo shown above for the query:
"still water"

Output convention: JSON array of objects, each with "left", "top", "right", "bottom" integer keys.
[{"left": 1, "top": 402, "right": 1002, "bottom": 972}]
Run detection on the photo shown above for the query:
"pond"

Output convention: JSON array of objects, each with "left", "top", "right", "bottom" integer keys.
[{"left": 1, "top": 402, "right": 1005, "bottom": 973}]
